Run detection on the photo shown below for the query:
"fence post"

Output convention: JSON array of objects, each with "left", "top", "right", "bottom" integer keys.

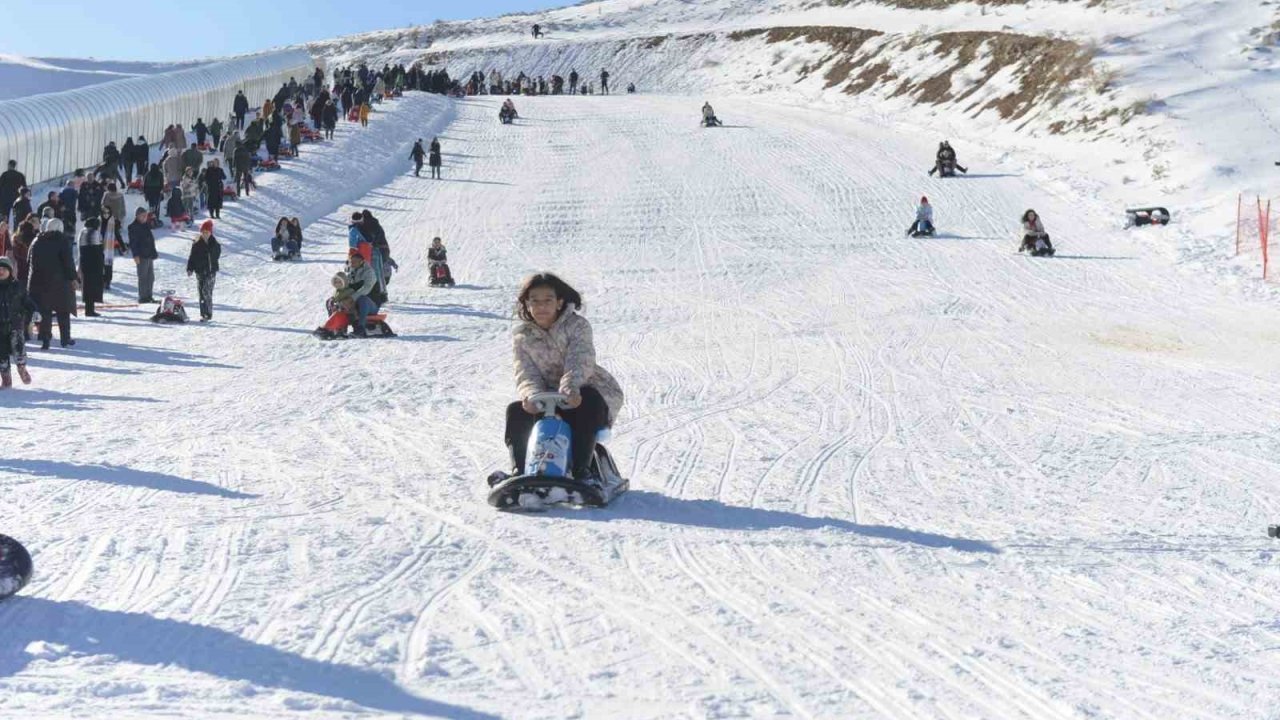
[{"left": 1237, "top": 193, "right": 1243, "bottom": 256}]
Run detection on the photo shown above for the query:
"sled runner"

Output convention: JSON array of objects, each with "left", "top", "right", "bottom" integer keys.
[
  {"left": 0, "top": 534, "right": 33, "bottom": 601},
  {"left": 486, "top": 392, "right": 629, "bottom": 511},
  {"left": 313, "top": 311, "right": 396, "bottom": 340}
]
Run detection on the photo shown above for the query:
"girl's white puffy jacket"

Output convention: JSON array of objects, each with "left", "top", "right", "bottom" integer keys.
[
  {"left": 513, "top": 307, "right": 624, "bottom": 423},
  {"left": 916, "top": 204, "right": 933, "bottom": 223}
]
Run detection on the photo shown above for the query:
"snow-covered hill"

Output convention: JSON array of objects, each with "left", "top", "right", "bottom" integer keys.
[{"left": 3, "top": 2, "right": 1280, "bottom": 718}]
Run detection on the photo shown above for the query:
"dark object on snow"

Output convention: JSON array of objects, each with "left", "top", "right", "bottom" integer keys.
[
  {"left": 0, "top": 534, "right": 33, "bottom": 601},
  {"left": 486, "top": 393, "right": 628, "bottom": 511},
  {"left": 908, "top": 220, "right": 935, "bottom": 238},
  {"left": 1269, "top": 524, "right": 1279, "bottom": 539},
  {"left": 1125, "top": 207, "right": 1171, "bottom": 227},
  {"left": 151, "top": 292, "right": 188, "bottom": 323}
]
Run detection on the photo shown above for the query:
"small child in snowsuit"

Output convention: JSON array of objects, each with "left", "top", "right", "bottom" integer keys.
[{"left": 0, "top": 257, "right": 39, "bottom": 388}]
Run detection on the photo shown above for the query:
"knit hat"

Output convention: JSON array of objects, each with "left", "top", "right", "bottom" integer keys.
[
  {"left": 200, "top": 219, "right": 215, "bottom": 233},
  {"left": 0, "top": 257, "right": 14, "bottom": 274},
  {"left": 331, "top": 271, "right": 348, "bottom": 288},
  {"left": 921, "top": 196, "right": 928, "bottom": 203}
]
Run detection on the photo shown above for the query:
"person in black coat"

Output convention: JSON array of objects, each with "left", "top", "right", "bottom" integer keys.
[
  {"left": 233, "top": 91, "right": 250, "bottom": 130},
  {"left": 0, "top": 160, "right": 26, "bottom": 222},
  {"left": 193, "top": 118, "right": 208, "bottom": 146},
  {"left": 428, "top": 143, "right": 442, "bottom": 179},
  {"left": 142, "top": 163, "right": 165, "bottom": 215},
  {"left": 322, "top": 100, "right": 338, "bottom": 139},
  {"left": 26, "top": 219, "right": 77, "bottom": 349},
  {"left": 0, "top": 256, "right": 38, "bottom": 386},
  {"left": 204, "top": 160, "right": 226, "bottom": 219},
  {"left": 11, "top": 188, "right": 33, "bottom": 227},
  {"left": 121, "top": 138, "right": 137, "bottom": 183},
  {"left": 134, "top": 136, "right": 150, "bottom": 181},
  {"left": 128, "top": 208, "right": 158, "bottom": 303},
  {"left": 187, "top": 220, "right": 221, "bottom": 321},
  {"left": 409, "top": 140, "right": 425, "bottom": 176}
]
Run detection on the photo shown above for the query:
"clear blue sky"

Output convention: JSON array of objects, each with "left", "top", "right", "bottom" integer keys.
[{"left": 1, "top": 0, "right": 566, "bottom": 61}]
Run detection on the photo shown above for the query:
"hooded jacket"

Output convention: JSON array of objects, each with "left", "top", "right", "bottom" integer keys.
[{"left": 512, "top": 308, "right": 624, "bottom": 423}]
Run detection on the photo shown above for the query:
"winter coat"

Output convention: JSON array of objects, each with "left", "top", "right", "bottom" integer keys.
[
  {"left": 180, "top": 175, "right": 197, "bottom": 204},
  {"left": 204, "top": 166, "right": 226, "bottom": 210},
  {"left": 409, "top": 142, "right": 425, "bottom": 161},
  {"left": 187, "top": 236, "right": 221, "bottom": 275},
  {"left": 101, "top": 189, "right": 126, "bottom": 223},
  {"left": 78, "top": 183, "right": 104, "bottom": 218},
  {"left": 128, "top": 220, "right": 158, "bottom": 259},
  {"left": 182, "top": 147, "right": 203, "bottom": 175},
  {"left": 346, "top": 261, "right": 375, "bottom": 299},
  {"left": 322, "top": 103, "right": 338, "bottom": 128},
  {"left": 134, "top": 141, "right": 150, "bottom": 169},
  {"left": 359, "top": 104, "right": 370, "bottom": 122},
  {"left": 428, "top": 246, "right": 447, "bottom": 263},
  {"left": 0, "top": 168, "right": 27, "bottom": 209},
  {"left": 11, "top": 197, "right": 33, "bottom": 225},
  {"left": 916, "top": 204, "right": 933, "bottom": 224},
  {"left": 1022, "top": 216, "right": 1046, "bottom": 236},
  {"left": 234, "top": 93, "right": 249, "bottom": 115},
  {"left": 512, "top": 308, "right": 624, "bottom": 423},
  {"left": 209, "top": 118, "right": 223, "bottom": 139},
  {"left": 234, "top": 146, "right": 253, "bottom": 175},
  {"left": 26, "top": 230, "right": 76, "bottom": 316},
  {"left": 163, "top": 151, "right": 183, "bottom": 186},
  {"left": 59, "top": 186, "right": 78, "bottom": 215},
  {"left": 0, "top": 275, "right": 38, "bottom": 334},
  {"left": 166, "top": 188, "right": 186, "bottom": 220},
  {"left": 429, "top": 149, "right": 441, "bottom": 167},
  {"left": 143, "top": 167, "right": 165, "bottom": 204},
  {"left": 289, "top": 124, "right": 301, "bottom": 147}
]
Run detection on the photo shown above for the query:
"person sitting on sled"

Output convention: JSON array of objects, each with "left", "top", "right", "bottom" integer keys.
[
  {"left": 346, "top": 249, "right": 379, "bottom": 337},
  {"left": 929, "top": 141, "right": 967, "bottom": 176},
  {"left": 428, "top": 236, "right": 455, "bottom": 286},
  {"left": 701, "top": 102, "right": 721, "bottom": 127},
  {"left": 1018, "top": 209, "right": 1055, "bottom": 256},
  {"left": 907, "top": 196, "right": 935, "bottom": 237},
  {"left": 503, "top": 273, "right": 624, "bottom": 485}
]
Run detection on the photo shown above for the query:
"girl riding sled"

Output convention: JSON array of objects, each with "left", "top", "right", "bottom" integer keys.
[{"left": 501, "top": 273, "right": 624, "bottom": 485}]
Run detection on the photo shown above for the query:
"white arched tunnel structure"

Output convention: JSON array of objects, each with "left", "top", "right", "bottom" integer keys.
[{"left": 0, "top": 49, "right": 316, "bottom": 186}]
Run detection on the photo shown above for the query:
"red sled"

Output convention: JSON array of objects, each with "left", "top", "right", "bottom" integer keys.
[
  {"left": 313, "top": 311, "right": 395, "bottom": 340},
  {"left": 197, "top": 143, "right": 213, "bottom": 151},
  {"left": 347, "top": 108, "right": 360, "bottom": 122},
  {"left": 128, "top": 178, "right": 143, "bottom": 192},
  {"left": 257, "top": 159, "right": 281, "bottom": 171}
]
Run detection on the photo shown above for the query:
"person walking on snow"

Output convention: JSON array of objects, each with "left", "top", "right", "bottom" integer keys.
[
  {"left": 428, "top": 139, "right": 442, "bottom": 179},
  {"left": 600, "top": 69, "right": 610, "bottom": 95},
  {"left": 128, "top": 207, "right": 158, "bottom": 303},
  {"left": 0, "top": 257, "right": 37, "bottom": 388},
  {"left": 409, "top": 140, "right": 426, "bottom": 176},
  {"left": 26, "top": 218, "right": 77, "bottom": 349},
  {"left": 187, "top": 219, "right": 221, "bottom": 321}
]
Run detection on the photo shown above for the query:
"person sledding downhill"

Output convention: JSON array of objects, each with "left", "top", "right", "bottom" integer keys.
[
  {"left": 499, "top": 99, "right": 518, "bottom": 125},
  {"left": 1018, "top": 209, "right": 1055, "bottom": 257},
  {"left": 701, "top": 102, "right": 722, "bottom": 127},
  {"left": 313, "top": 249, "right": 394, "bottom": 340},
  {"left": 487, "top": 273, "right": 629, "bottom": 510},
  {"left": 907, "top": 196, "right": 935, "bottom": 237},
  {"left": 428, "top": 237, "right": 455, "bottom": 286},
  {"left": 928, "top": 141, "right": 967, "bottom": 177},
  {"left": 0, "top": 257, "right": 38, "bottom": 389}
]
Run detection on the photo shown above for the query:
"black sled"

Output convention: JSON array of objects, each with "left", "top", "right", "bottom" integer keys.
[
  {"left": 1125, "top": 207, "right": 1170, "bottom": 228},
  {"left": 0, "top": 534, "right": 33, "bottom": 601}
]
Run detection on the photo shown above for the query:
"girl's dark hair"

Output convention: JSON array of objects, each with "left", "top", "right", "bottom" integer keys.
[
  {"left": 275, "top": 217, "right": 289, "bottom": 233},
  {"left": 516, "top": 272, "right": 582, "bottom": 322},
  {"left": 1022, "top": 209, "right": 1038, "bottom": 223}
]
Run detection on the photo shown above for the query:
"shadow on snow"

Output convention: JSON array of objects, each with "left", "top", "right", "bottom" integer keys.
[
  {"left": 0, "top": 598, "right": 497, "bottom": 718},
  {"left": 0, "top": 460, "right": 256, "bottom": 499},
  {"left": 568, "top": 491, "right": 1000, "bottom": 553}
]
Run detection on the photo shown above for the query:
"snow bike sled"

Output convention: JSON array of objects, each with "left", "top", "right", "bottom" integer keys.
[
  {"left": 1269, "top": 524, "right": 1279, "bottom": 539},
  {"left": 908, "top": 220, "right": 936, "bottom": 238},
  {"left": 313, "top": 298, "right": 396, "bottom": 340},
  {"left": 932, "top": 159, "right": 961, "bottom": 178},
  {"left": 429, "top": 260, "right": 455, "bottom": 287},
  {"left": 486, "top": 392, "right": 629, "bottom": 511},
  {"left": 0, "top": 534, "right": 33, "bottom": 601},
  {"left": 1125, "top": 207, "right": 1170, "bottom": 228},
  {"left": 151, "top": 291, "right": 189, "bottom": 323},
  {"left": 701, "top": 116, "right": 723, "bottom": 127}
]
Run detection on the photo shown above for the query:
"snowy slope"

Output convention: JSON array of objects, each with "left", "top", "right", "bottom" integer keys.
[
  {"left": 310, "top": 0, "right": 1280, "bottom": 295},
  {"left": 2, "top": 87, "right": 1279, "bottom": 718}
]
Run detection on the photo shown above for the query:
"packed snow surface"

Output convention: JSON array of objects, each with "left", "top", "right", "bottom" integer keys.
[{"left": 1, "top": 90, "right": 1277, "bottom": 718}]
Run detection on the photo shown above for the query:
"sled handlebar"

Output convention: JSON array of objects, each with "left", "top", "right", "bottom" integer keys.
[{"left": 527, "top": 392, "right": 572, "bottom": 416}]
